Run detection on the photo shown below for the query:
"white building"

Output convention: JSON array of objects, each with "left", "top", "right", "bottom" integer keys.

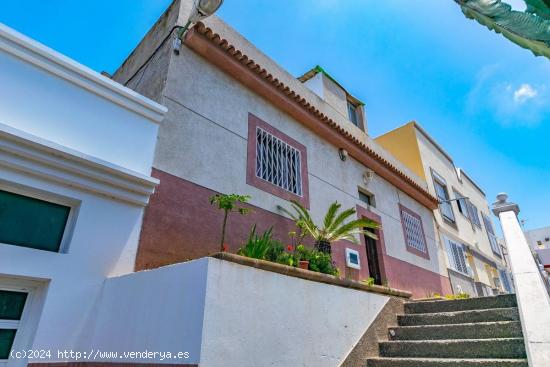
[{"left": 0, "top": 23, "right": 166, "bottom": 365}]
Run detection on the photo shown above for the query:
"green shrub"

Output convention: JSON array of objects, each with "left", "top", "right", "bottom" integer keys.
[
  {"left": 237, "top": 225, "right": 274, "bottom": 260},
  {"left": 265, "top": 240, "right": 284, "bottom": 262},
  {"left": 444, "top": 292, "right": 470, "bottom": 300},
  {"left": 296, "top": 245, "right": 339, "bottom": 276},
  {"left": 362, "top": 277, "right": 375, "bottom": 287}
]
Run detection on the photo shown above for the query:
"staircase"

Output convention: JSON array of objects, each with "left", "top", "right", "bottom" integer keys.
[{"left": 366, "top": 294, "right": 528, "bottom": 366}]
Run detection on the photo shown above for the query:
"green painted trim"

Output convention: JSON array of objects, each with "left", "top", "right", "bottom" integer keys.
[{"left": 308, "top": 65, "right": 365, "bottom": 106}]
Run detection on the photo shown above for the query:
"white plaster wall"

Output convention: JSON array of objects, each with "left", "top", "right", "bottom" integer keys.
[
  {"left": 0, "top": 29, "right": 163, "bottom": 362},
  {"left": 86, "top": 258, "right": 389, "bottom": 366},
  {"left": 0, "top": 49, "right": 159, "bottom": 175},
  {"left": 303, "top": 72, "right": 324, "bottom": 100},
  {"left": 88, "top": 259, "right": 209, "bottom": 365},
  {"left": 199, "top": 258, "right": 389, "bottom": 367},
  {"left": 0, "top": 162, "right": 151, "bottom": 356},
  {"left": 415, "top": 130, "right": 504, "bottom": 280},
  {"left": 157, "top": 44, "right": 445, "bottom": 276}
]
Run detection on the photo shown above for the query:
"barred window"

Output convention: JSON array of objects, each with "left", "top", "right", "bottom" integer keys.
[
  {"left": 256, "top": 127, "right": 303, "bottom": 196},
  {"left": 482, "top": 214, "right": 501, "bottom": 256},
  {"left": 444, "top": 236, "right": 469, "bottom": 275},
  {"left": 400, "top": 207, "right": 428, "bottom": 254}
]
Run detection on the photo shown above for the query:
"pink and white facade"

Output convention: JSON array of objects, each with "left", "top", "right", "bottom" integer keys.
[{"left": 112, "top": 0, "right": 453, "bottom": 298}]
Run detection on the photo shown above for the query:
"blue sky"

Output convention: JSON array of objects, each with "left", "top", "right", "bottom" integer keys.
[{"left": 1, "top": 0, "right": 549, "bottom": 231}]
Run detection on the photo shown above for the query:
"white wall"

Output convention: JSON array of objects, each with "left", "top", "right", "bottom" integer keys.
[
  {"left": 0, "top": 150, "right": 150, "bottom": 358},
  {"left": 199, "top": 259, "right": 389, "bottom": 367},
  {"left": 0, "top": 23, "right": 164, "bottom": 366},
  {"left": 89, "top": 259, "right": 209, "bottom": 365},
  {"left": 0, "top": 24, "right": 164, "bottom": 176},
  {"left": 89, "top": 258, "right": 390, "bottom": 367}
]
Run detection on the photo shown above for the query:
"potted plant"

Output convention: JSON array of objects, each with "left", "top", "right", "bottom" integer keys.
[{"left": 280, "top": 200, "right": 379, "bottom": 255}]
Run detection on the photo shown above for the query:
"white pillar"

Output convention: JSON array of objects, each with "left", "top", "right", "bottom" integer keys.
[{"left": 492, "top": 193, "right": 550, "bottom": 366}]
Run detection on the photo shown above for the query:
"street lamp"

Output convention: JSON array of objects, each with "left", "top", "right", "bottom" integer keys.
[{"left": 173, "top": 0, "right": 224, "bottom": 53}]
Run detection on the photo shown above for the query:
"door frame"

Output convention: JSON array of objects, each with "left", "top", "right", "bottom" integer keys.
[{"left": 356, "top": 205, "right": 388, "bottom": 286}]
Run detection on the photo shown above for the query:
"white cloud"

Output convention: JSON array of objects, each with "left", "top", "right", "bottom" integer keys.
[{"left": 513, "top": 84, "right": 538, "bottom": 103}]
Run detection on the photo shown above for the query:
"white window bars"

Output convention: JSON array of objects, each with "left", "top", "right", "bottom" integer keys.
[
  {"left": 401, "top": 209, "right": 427, "bottom": 253},
  {"left": 256, "top": 127, "right": 302, "bottom": 196}
]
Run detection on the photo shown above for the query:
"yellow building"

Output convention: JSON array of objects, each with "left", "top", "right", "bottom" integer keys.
[{"left": 376, "top": 121, "right": 513, "bottom": 296}]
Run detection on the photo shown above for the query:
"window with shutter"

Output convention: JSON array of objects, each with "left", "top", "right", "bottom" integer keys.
[
  {"left": 431, "top": 170, "right": 455, "bottom": 223},
  {"left": 454, "top": 190, "right": 469, "bottom": 219},
  {"left": 482, "top": 214, "right": 501, "bottom": 256},
  {"left": 467, "top": 201, "right": 482, "bottom": 228},
  {"left": 444, "top": 236, "right": 469, "bottom": 276}
]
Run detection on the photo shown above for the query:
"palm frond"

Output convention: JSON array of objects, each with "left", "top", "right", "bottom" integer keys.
[
  {"left": 326, "top": 207, "right": 357, "bottom": 234},
  {"left": 329, "top": 218, "right": 379, "bottom": 243},
  {"left": 323, "top": 201, "right": 341, "bottom": 230}
]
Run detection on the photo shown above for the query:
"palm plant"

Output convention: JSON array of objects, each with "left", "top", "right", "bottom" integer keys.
[{"left": 279, "top": 200, "right": 379, "bottom": 254}]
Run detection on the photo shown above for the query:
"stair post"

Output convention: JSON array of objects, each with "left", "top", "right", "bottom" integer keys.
[{"left": 492, "top": 193, "right": 550, "bottom": 366}]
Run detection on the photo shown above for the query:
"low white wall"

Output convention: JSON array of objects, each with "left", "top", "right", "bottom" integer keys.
[
  {"left": 199, "top": 259, "right": 389, "bottom": 367},
  {"left": 89, "top": 259, "right": 210, "bottom": 365},
  {"left": 91, "top": 258, "right": 390, "bottom": 366}
]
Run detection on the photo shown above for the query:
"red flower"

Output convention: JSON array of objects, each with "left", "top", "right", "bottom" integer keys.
[
  {"left": 287, "top": 245, "right": 293, "bottom": 251},
  {"left": 222, "top": 244, "right": 228, "bottom": 252}
]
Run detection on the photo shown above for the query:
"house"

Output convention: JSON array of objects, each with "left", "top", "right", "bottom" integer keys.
[
  {"left": 0, "top": 22, "right": 166, "bottom": 365},
  {"left": 111, "top": 0, "right": 454, "bottom": 298},
  {"left": 376, "top": 121, "right": 513, "bottom": 296}
]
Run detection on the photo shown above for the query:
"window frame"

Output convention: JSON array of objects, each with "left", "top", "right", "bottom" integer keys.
[
  {"left": 358, "top": 187, "right": 376, "bottom": 208},
  {"left": 347, "top": 100, "right": 359, "bottom": 127},
  {"left": 399, "top": 204, "right": 430, "bottom": 259},
  {"left": 246, "top": 113, "right": 309, "bottom": 208},
  {"left": 0, "top": 182, "right": 79, "bottom": 254},
  {"left": 430, "top": 169, "right": 456, "bottom": 224},
  {"left": 0, "top": 279, "right": 43, "bottom": 367}
]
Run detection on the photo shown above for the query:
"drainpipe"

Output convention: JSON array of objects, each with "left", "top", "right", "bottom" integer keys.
[{"left": 492, "top": 193, "right": 550, "bottom": 365}]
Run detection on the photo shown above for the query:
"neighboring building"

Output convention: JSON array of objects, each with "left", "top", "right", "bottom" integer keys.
[
  {"left": 0, "top": 23, "right": 166, "bottom": 365},
  {"left": 524, "top": 226, "right": 550, "bottom": 250},
  {"left": 524, "top": 226, "right": 550, "bottom": 277},
  {"left": 376, "top": 121, "right": 512, "bottom": 296},
  {"left": 112, "top": 0, "right": 453, "bottom": 298}
]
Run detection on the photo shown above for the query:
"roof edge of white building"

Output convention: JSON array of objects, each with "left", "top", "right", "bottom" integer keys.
[{"left": 0, "top": 22, "right": 168, "bottom": 123}]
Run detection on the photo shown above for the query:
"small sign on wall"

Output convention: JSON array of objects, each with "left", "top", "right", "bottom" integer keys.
[{"left": 345, "top": 248, "right": 361, "bottom": 269}]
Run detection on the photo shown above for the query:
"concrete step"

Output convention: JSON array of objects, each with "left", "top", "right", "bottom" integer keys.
[
  {"left": 378, "top": 338, "right": 526, "bottom": 359},
  {"left": 389, "top": 321, "right": 523, "bottom": 340},
  {"left": 366, "top": 357, "right": 529, "bottom": 367},
  {"left": 398, "top": 307, "right": 519, "bottom": 326},
  {"left": 405, "top": 294, "right": 517, "bottom": 314}
]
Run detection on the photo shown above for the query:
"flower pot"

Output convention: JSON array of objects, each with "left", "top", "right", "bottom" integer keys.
[{"left": 299, "top": 260, "right": 309, "bottom": 270}]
